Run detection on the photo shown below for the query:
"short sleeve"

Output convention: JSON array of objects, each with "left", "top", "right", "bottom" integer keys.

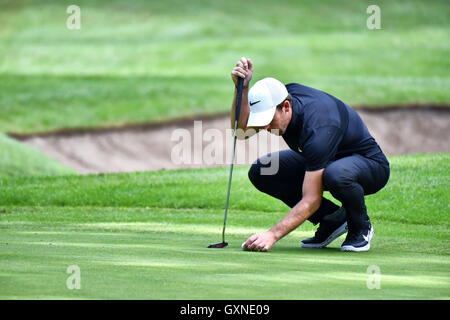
[{"left": 302, "top": 126, "right": 344, "bottom": 171}]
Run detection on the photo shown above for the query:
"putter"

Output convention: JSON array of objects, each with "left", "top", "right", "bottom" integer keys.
[{"left": 208, "top": 77, "right": 244, "bottom": 248}]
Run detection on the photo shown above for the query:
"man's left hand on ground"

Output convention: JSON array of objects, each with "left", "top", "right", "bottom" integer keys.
[{"left": 242, "top": 231, "right": 277, "bottom": 252}]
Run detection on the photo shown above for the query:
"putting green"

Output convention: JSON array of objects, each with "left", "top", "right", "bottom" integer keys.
[{"left": 0, "top": 154, "right": 448, "bottom": 299}]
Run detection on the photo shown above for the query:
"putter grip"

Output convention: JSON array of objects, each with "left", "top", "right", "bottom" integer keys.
[{"left": 235, "top": 77, "right": 244, "bottom": 123}]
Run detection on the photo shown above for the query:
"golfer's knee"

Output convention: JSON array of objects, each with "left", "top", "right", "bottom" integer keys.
[
  {"left": 248, "top": 162, "right": 267, "bottom": 191},
  {"left": 323, "top": 164, "right": 352, "bottom": 191},
  {"left": 248, "top": 153, "right": 272, "bottom": 186},
  {"left": 248, "top": 161, "right": 271, "bottom": 193}
]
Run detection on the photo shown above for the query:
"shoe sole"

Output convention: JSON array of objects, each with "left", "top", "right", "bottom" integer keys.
[
  {"left": 301, "top": 222, "right": 348, "bottom": 248},
  {"left": 341, "top": 227, "right": 374, "bottom": 252}
]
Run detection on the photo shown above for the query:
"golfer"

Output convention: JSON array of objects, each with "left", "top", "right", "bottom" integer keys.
[{"left": 232, "top": 57, "right": 390, "bottom": 252}]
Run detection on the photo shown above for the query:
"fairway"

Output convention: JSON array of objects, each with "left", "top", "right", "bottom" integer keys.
[
  {"left": 1, "top": 0, "right": 449, "bottom": 133},
  {"left": 1, "top": 154, "right": 449, "bottom": 299}
]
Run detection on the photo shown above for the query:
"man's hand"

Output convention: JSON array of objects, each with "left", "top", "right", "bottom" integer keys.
[
  {"left": 242, "top": 170, "right": 325, "bottom": 252},
  {"left": 242, "top": 231, "right": 277, "bottom": 252},
  {"left": 231, "top": 56, "right": 253, "bottom": 88}
]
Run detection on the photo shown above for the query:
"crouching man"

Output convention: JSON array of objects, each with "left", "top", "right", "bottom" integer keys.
[{"left": 230, "top": 57, "right": 390, "bottom": 252}]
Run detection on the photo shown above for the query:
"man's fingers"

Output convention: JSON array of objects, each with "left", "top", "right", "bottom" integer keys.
[
  {"left": 247, "top": 58, "right": 253, "bottom": 70},
  {"left": 236, "top": 58, "right": 248, "bottom": 70},
  {"left": 242, "top": 231, "right": 273, "bottom": 252},
  {"left": 231, "top": 70, "right": 246, "bottom": 79},
  {"left": 255, "top": 242, "right": 266, "bottom": 251},
  {"left": 248, "top": 239, "right": 263, "bottom": 251},
  {"left": 247, "top": 240, "right": 256, "bottom": 250},
  {"left": 233, "top": 57, "right": 251, "bottom": 86},
  {"left": 243, "top": 235, "right": 258, "bottom": 248},
  {"left": 233, "top": 66, "right": 248, "bottom": 76},
  {"left": 246, "top": 235, "right": 258, "bottom": 246},
  {"left": 240, "top": 57, "right": 248, "bottom": 69}
]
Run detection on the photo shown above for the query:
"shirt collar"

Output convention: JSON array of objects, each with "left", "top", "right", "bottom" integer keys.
[{"left": 282, "top": 95, "right": 303, "bottom": 138}]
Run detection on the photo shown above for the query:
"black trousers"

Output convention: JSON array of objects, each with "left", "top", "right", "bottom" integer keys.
[{"left": 248, "top": 150, "right": 390, "bottom": 233}]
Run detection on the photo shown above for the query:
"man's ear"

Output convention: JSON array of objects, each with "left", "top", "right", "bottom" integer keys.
[{"left": 283, "top": 100, "right": 291, "bottom": 112}]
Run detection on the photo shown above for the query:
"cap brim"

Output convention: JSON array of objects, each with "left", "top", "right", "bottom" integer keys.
[{"left": 246, "top": 107, "right": 276, "bottom": 127}]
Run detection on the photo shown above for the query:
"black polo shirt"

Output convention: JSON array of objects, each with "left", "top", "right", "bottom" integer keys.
[{"left": 282, "top": 83, "right": 383, "bottom": 171}]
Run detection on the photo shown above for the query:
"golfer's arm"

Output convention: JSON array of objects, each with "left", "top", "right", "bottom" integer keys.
[
  {"left": 269, "top": 169, "right": 324, "bottom": 241},
  {"left": 230, "top": 86, "right": 258, "bottom": 140},
  {"left": 230, "top": 85, "right": 249, "bottom": 129}
]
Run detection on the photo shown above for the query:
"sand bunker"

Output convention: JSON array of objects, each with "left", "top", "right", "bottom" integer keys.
[{"left": 10, "top": 107, "right": 450, "bottom": 174}]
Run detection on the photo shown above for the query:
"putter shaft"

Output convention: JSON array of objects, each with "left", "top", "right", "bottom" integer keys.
[
  {"left": 222, "top": 120, "right": 238, "bottom": 243},
  {"left": 216, "top": 77, "right": 244, "bottom": 246}
]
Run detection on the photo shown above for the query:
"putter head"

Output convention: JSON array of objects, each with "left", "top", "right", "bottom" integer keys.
[{"left": 207, "top": 242, "right": 228, "bottom": 248}]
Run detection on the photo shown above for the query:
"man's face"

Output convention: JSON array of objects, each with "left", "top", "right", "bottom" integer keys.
[{"left": 261, "top": 101, "right": 292, "bottom": 136}]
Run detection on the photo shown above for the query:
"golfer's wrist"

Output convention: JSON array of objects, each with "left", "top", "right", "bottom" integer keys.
[{"left": 269, "top": 229, "right": 282, "bottom": 241}]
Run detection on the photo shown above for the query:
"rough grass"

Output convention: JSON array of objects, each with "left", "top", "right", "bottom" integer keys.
[
  {"left": 0, "top": 133, "right": 74, "bottom": 179},
  {"left": 0, "top": 0, "right": 449, "bottom": 133},
  {"left": 0, "top": 153, "right": 449, "bottom": 299}
]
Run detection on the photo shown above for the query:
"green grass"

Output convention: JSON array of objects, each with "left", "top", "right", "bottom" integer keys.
[
  {"left": 0, "top": 133, "right": 74, "bottom": 179},
  {"left": 0, "top": 153, "right": 449, "bottom": 299},
  {"left": 0, "top": 0, "right": 448, "bottom": 300},
  {"left": 1, "top": 0, "right": 449, "bottom": 133}
]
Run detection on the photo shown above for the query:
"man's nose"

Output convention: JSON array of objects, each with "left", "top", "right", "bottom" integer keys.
[{"left": 263, "top": 124, "right": 271, "bottom": 130}]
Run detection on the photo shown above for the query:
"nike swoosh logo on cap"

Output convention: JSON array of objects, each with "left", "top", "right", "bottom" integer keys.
[{"left": 249, "top": 100, "right": 261, "bottom": 106}]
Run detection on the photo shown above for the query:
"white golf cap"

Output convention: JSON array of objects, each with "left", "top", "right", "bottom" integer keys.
[{"left": 247, "top": 77, "right": 288, "bottom": 127}]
